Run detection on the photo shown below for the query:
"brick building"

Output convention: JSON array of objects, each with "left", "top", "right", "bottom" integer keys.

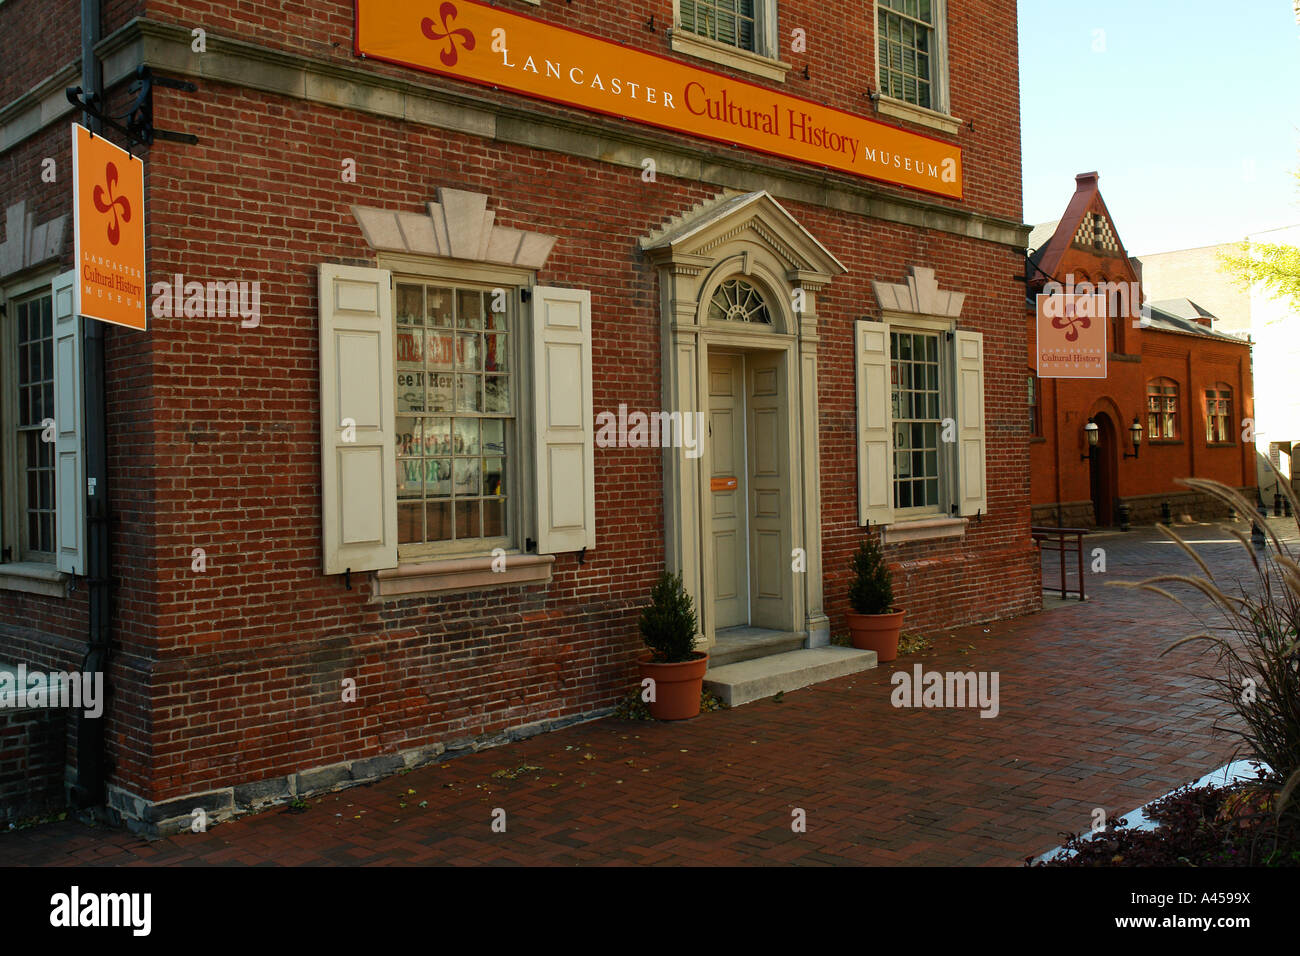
[
  {"left": 0, "top": 0, "right": 1038, "bottom": 833},
  {"left": 1027, "top": 173, "right": 1256, "bottom": 527}
]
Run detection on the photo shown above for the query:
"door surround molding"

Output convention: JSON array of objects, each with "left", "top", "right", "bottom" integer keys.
[{"left": 642, "top": 191, "right": 846, "bottom": 649}]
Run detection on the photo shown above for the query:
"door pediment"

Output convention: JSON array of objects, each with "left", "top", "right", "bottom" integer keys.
[{"left": 640, "top": 190, "right": 846, "bottom": 284}]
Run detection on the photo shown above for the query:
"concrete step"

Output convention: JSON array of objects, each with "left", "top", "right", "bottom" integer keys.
[
  {"left": 708, "top": 626, "right": 806, "bottom": 667},
  {"left": 703, "top": 646, "right": 878, "bottom": 708}
]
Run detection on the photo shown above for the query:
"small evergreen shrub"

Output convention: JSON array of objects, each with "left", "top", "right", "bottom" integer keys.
[
  {"left": 639, "top": 571, "right": 700, "bottom": 663},
  {"left": 848, "top": 536, "right": 895, "bottom": 615}
]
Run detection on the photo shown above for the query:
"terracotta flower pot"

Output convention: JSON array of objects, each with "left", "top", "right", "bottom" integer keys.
[
  {"left": 846, "top": 610, "right": 906, "bottom": 662},
  {"left": 638, "top": 652, "right": 709, "bottom": 721}
]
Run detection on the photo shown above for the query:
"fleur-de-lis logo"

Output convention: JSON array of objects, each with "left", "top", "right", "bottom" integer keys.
[
  {"left": 421, "top": 2, "right": 476, "bottom": 67},
  {"left": 92, "top": 161, "right": 132, "bottom": 246},
  {"left": 1052, "top": 298, "right": 1091, "bottom": 342}
]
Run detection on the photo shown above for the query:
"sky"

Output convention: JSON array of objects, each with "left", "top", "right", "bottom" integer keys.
[{"left": 1019, "top": 0, "right": 1300, "bottom": 255}]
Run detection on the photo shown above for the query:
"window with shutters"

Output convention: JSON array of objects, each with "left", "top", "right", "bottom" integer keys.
[
  {"left": 3, "top": 290, "right": 56, "bottom": 563},
  {"left": 393, "top": 278, "right": 517, "bottom": 557},
  {"left": 876, "top": 0, "right": 948, "bottom": 113},
  {"left": 1147, "top": 378, "right": 1179, "bottom": 440},
  {"left": 1205, "top": 385, "right": 1233, "bottom": 445},
  {"left": 889, "top": 329, "right": 948, "bottom": 515}
]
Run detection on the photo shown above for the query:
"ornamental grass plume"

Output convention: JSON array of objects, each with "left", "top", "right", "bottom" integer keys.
[{"left": 1111, "top": 467, "right": 1300, "bottom": 860}]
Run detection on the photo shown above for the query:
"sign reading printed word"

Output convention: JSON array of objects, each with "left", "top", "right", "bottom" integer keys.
[
  {"left": 1035, "top": 293, "right": 1107, "bottom": 379},
  {"left": 356, "top": 0, "right": 963, "bottom": 199},
  {"left": 72, "top": 122, "right": 147, "bottom": 330}
]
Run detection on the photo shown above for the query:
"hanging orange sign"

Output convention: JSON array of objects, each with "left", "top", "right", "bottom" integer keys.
[
  {"left": 72, "top": 123, "right": 147, "bottom": 330},
  {"left": 1036, "top": 293, "right": 1107, "bottom": 379},
  {"left": 355, "top": 0, "right": 963, "bottom": 199}
]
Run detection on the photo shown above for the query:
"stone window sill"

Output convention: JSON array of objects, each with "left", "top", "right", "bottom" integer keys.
[
  {"left": 1206, "top": 442, "right": 1237, "bottom": 449},
  {"left": 1148, "top": 439, "right": 1184, "bottom": 446},
  {"left": 373, "top": 553, "right": 554, "bottom": 599},
  {"left": 881, "top": 516, "right": 968, "bottom": 544},
  {"left": 0, "top": 562, "right": 68, "bottom": 598},
  {"left": 669, "top": 30, "right": 791, "bottom": 83},
  {"left": 874, "top": 96, "right": 963, "bottom": 135}
]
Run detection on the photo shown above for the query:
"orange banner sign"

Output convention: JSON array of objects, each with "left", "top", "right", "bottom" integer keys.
[
  {"left": 356, "top": 0, "right": 963, "bottom": 199},
  {"left": 72, "top": 123, "right": 146, "bottom": 330},
  {"left": 1036, "top": 294, "right": 1107, "bottom": 379}
]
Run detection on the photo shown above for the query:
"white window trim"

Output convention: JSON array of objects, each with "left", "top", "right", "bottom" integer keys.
[
  {"left": 1, "top": 268, "right": 71, "bottom": 596},
  {"left": 671, "top": 0, "right": 792, "bottom": 82},
  {"left": 872, "top": 0, "right": 961, "bottom": 133}
]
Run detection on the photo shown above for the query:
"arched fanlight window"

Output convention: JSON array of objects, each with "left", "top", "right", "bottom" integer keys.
[{"left": 708, "top": 278, "right": 772, "bottom": 325}]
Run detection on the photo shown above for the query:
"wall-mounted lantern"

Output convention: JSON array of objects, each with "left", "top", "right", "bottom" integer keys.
[
  {"left": 1080, "top": 419, "right": 1099, "bottom": 460},
  {"left": 1123, "top": 418, "right": 1143, "bottom": 459}
]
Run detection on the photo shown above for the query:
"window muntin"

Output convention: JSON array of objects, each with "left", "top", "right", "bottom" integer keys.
[
  {"left": 1205, "top": 386, "right": 1232, "bottom": 444},
  {"left": 890, "top": 330, "right": 943, "bottom": 513},
  {"left": 1028, "top": 371, "right": 1042, "bottom": 437},
  {"left": 13, "top": 293, "right": 56, "bottom": 560},
  {"left": 708, "top": 278, "right": 772, "bottom": 325},
  {"left": 681, "top": 0, "right": 758, "bottom": 52},
  {"left": 878, "top": 0, "right": 936, "bottom": 110},
  {"left": 1147, "top": 379, "right": 1179, "bottom": 440},
  {"left": 394, "top": 281, "right": 512, "bottom": 551}
]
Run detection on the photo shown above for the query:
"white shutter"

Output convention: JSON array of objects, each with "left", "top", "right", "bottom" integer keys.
[
  {"left": 856, "top": 319, "right": 894, "bottom": 526},
  {"left": 52, "top": 270, "right": 85, "bottom": 574},
  {"left": 319, "top": 263, "right": 398, "bottom": 574},
  {"left": 955, "top": 329, "right": 988, "bottom": 517},
  {"left": 531, "top": 286, "right": 595, "bottom": 554}
]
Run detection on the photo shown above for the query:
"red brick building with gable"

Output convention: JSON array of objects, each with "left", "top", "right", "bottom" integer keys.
[
  {"left": 0, "top": 0, "right": 1039, "bottom": 833},
  {"left": 1027, "top": 173, "right": 1256, "bottom": 527}
]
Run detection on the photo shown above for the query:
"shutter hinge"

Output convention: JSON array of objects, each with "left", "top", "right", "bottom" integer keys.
[
  {"left": 525, "top": 537, "right": 537, "bottom": 553},
  {"left": 344, "top": 568, "right": 352, "bottom": 590},
  {"left": 577, "top": 546, "right": 586, "bottom": 566},
  {"left": 520, "top": 288, "right": 532, "bottom": 303}
]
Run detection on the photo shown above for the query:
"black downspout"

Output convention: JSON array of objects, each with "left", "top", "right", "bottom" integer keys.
[{"left": 71, "top": 0, "right": 111, "bottom": 812}]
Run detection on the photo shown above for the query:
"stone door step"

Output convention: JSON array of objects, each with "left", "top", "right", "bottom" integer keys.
[
  {"left": 708, "top": 626, "right": 806, "bottom": 667},
  {"left": 703, "top": 646, "right": 877, "bottom": 708}
]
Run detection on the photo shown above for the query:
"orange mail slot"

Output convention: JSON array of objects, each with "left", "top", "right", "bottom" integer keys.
[
  {"left": 711, "top": 477, "right": 738, "bottom": 492},
  {"left": 355, "top": 0, "right": 963, "bottom": 199}
]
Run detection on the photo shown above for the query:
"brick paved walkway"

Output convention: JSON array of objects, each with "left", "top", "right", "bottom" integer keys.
[{"left": 3, "top": 519, "right": 1293, "bottom": 866}]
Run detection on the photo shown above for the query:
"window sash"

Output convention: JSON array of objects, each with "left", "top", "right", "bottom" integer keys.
[
  {"left": 393, "top": 279, "right": 517, "bottom": 555},
  {"left": 680, "top": 0, "right": 759, "bottom": 52},
  {"left": 12, "top": 293, "right": 56, "bottom": 560},
  {"left": 890, "top": 329, "right": 946, "bottom": 515},
  {"left": 1146, "top": 383, "right": 1179, "bottom": 440},
  {"left": 878, "top": 0, "right": 936, "bottom": 109}
]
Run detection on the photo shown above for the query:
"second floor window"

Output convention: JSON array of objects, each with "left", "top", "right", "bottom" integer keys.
[
  {"left": 878, "top": 0, "right": 937, "bottom": 110},
  {"left": 681, "top": 0, "right": 759, "bottom": 52},
  {"left": 1147, "top": 378, "right": 1179, "bottom": 440},
  {"left": 1205, "top": 386, "right": 1233, "bottom": 444}
]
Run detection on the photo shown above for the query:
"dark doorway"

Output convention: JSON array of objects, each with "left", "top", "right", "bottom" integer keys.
[{"left": 1089, "top": 413, "right": 1119, "bottom": 526}]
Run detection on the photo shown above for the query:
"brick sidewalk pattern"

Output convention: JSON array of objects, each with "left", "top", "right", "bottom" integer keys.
[{"left": 2, "top": 519, "right": 1292, "bottom": 866}]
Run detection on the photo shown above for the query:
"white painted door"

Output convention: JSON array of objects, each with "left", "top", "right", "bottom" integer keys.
[
  {"left": 747, "top": 353, "right": 789, "bottom": 630},
  {"left": 709, "top": 353, "right": 749, "bottom": 629}
]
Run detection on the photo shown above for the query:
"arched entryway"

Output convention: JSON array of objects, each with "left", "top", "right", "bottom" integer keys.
[{"left": 1089, "top": 412, "right": 1119, "bottom": 526}]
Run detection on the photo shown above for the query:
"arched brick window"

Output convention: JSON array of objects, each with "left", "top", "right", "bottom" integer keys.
[
  {"left": 1205, "top": 383, "right": 1233, "bottom": 444},
  {"left": 1147, "top": 377, "right": 1179, "bottom": 440}
]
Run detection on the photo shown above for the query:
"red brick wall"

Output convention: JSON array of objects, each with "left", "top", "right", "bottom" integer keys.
[{"left": 2, "top": 0, "right": 1033, "bottom": 803}]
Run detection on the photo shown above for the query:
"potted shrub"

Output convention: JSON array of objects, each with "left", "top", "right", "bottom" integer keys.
[
  {"left": 846, "top": 535, "right": 905, "bottom": 662},
  {"left": 637, "top": 570, "right": 708, "bottom": 720}
]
